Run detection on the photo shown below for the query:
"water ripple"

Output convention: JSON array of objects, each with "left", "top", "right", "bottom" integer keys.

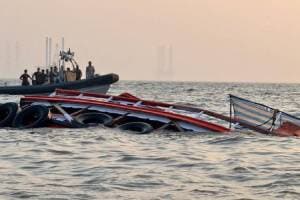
[{"left": 0, "top": 81, "right": 300, "bottom": 199}]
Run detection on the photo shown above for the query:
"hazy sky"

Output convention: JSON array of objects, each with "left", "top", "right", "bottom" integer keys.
[{"left": 0, "top": 0, "right": 299, "bottom": 82}]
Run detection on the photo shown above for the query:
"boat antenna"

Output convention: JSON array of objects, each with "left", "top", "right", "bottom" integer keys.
[
  {"left": 45, "top": 37, "right": 48, "bottom": 67},
  {"left": 49, "top": 37, "right": 52, "bottom": 67}
]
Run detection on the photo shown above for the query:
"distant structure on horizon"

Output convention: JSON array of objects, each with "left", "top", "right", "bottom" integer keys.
[
  {"left": 156, "top": 45, "right": 174, "bottom": 81},
  {"left": 0, "top": 37, "right": 65, "bottom": 78},
  {"left": 45, "top": 36, "right": 65, "bottom": 67},
  {"left": 15, "top": 41, "right": 20, "bottom": 70},
  {"left": 5, "top": 41, "right": 11, "bottom": 75},
  {"left": 1, "top": 41, "right": 21, "bottom": 78}
]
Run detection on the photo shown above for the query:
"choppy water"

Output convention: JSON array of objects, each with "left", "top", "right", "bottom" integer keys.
[{"left": 0, "top": 81, "right": 299, "bottom": 200}]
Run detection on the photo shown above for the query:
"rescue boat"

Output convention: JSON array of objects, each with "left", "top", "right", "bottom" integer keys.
[
  {"left": 0, "top": 49, "right": 119, "bottom": 95},
  {"left": 0, "top": 73, "right": 119, "bottom": 95}
]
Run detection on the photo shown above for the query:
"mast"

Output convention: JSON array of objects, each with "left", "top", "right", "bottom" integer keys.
[
  {"left": 61, "top": 37, "right": 65, "bottom": 51},
  {"left": 168, "top": 45, "right": 173, "bottom": 81},
  {"left": 45, "top": 37, "right": 49, "bottom": 67},
  {"left": 49, "top": 37, "right": 52, "bottom": 66},
  {"left": 60, "top": 37, "right": 65, "bottom": 81}
]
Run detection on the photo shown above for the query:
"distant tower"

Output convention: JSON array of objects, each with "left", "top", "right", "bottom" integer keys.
[
  {"left": 5, "top": 41, "right": 11, "bottom": 69},
  {"left": 167, "top": 45, "right": 174, "bottom": 81},
  {"left": 61, "top": 37, "right": 65, "bottom": 67},
  {"left": 45, "top": 37, "right": 55, "bottom": 67},
  {"left": 60, "top": 37, "right": 66, "bottom": 78},
  {"left": 4, "top": 41, "right": 12, "bottom": 77},
  {"left": 46, "top": 37, "right": 49, "bottom": 67},
  {"left": 156, "top": 46, "right": 161, "bottom": 80},
  {"left": 15, "top": 41, "right": 20, "bottom": 69},
  {"left": 53, "top": 43, "right": 59, "bottom": 65},
  {"left": 156, "top": 45, "right": 165, "bottom": 81},
  {"left": 49, "top": 37, "right": 52, "bottom": 66},
  {"left": 61, "top": 37, "right": 65, "bottom": 51},
  {"left": 156, "top": 44, "right": 174, "bottom": 81},
  {"left": 0, "top": 44, "right": 2, "bottom": 67}
]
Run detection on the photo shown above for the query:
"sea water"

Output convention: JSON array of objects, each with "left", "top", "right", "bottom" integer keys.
[{"left": 0, "top": 81, "right": 299, "bottom": 200}]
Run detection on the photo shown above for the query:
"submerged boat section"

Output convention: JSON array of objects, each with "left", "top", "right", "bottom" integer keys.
[
  {"left": 229, "top": 94, "right": 300, "bottom": 137},
  {"left": 17, "top": 89, "right": 230, "bottom": 133},
  {"left": 1, "top": 88, "right": 299, "bottom": 137}
]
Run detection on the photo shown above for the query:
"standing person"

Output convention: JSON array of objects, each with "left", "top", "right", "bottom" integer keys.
[
  {"left": 32, "top": 67, "right": 41, "bottom": 85},
  {"left": 20, "top": 69, "right": 32, "bottom": 86},
  {"left": 40, "top": 69, "right": 46, "bottom": 84},
  {"left": 64, "top": 68, "right": 73, "bottom": 82},
  {"left": 86, "top": 61, "right": 95, "bottom": 79},
  {"left": 75, "top": 65, "right": 82, "bottom": 80},
  {"left": 45, "top": 69, "right": 50, "bottom": 84},
  {"left": 49, "top": 67, "right": 55, "bottom": 84},
  {"left": 59, "top": 65, "right": 65, "bottom": 82},
  {"left": 53, "top": 66, "right": 60, "bottom": 83}
]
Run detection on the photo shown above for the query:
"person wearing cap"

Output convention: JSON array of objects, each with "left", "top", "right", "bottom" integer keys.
[{"left": 86, "top": 61, "right": 95, "bottom": 79}]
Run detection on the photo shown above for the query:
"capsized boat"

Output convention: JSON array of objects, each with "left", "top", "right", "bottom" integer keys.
[
  {"left": 1, "top": 89, "right": 298, "bottom": 136},
  {"left": 0, "top": 89, "right": 230, "bottom": 134},
  {"left": 228, "top": 94, "right": 300, "bottom": 137}
]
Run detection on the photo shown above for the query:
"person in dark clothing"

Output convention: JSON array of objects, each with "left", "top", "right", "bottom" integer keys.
[
  {"left": 75, "top": 65, "right": 82, "bottom": 80},
  {"left": 53, "top": 66, "right": 60, "bottom": 83},
  {"left": 20, "top": 69, "right": 32, "bottom": 86},
  {"left": 49, "top": 67, "right": 55, "bottom": 84},
  {"left": 86, "top": 61, "right": 95, "bottom": 79},
  {"left": 40, "top": 69, "right": 46, "bottom": 84},
  {"left": 32, "top": 67, "right": 41, "bottom": 85},
  {"left": 45, "top": 69, "right": 50, "bottom": 83}
]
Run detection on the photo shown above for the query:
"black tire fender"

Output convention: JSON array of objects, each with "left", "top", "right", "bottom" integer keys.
[
  {"left": 0, "top": 102, "right": 18, "bottom": 127},
  {"left": 50, "top": 118, "right": 86, "bottom": 128},
  {"left": 13, "top": 105, "right": 49, "bottom": 129},
  {"left": 118, "top": 122, "right": 154, "bottom": 134},
  {"left": 75, "top": 112, "right": 113, "bottom": 127}
]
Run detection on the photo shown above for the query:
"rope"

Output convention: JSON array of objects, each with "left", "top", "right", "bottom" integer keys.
[
  {"left": 254, "top": 109, "right": 280, "bottom": 132},
  {"left": 270, "top": 109, "right": 280, "bottom": 131},
  {"left": 229, "top": 99, "right": 232, "bottom": 128}
]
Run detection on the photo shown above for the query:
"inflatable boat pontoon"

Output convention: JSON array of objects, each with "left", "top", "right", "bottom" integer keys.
[{"left": 0, "top": 73, "right": 119, "bottom": 95}]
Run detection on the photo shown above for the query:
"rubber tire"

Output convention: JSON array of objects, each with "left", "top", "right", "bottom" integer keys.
[
  {"left": 13, "top": 105, "right": 49, "bottom": 129},
  {"left": 75, "top": 112, "right": 113, "bottom": 127},
  {"left": 50, "top": 119, "right": 86, "bottom": 128},
  {"left": 0, "top": 102, "right": 18, "bottom": 127},
  {"left": 118, "top": 122, "right": 154, "bottom": 134}
]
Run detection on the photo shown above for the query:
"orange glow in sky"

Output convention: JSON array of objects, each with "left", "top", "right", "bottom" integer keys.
[{"left": 0, "top": 0, "right": 299, "bottom": 82}]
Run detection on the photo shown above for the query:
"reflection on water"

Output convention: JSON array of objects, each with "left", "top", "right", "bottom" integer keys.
[{"left": 0, "top": 81, "right": 299, "bottom": 200}]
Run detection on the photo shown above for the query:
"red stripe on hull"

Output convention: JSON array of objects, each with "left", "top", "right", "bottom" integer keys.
[{"left": 21, "top": 96, "right": 230, "bottom": 133}]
